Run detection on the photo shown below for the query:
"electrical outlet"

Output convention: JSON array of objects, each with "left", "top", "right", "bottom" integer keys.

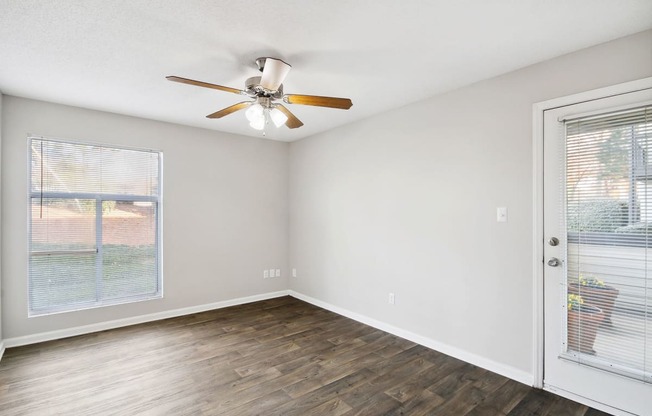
[
  {"left": 292, "top": 268, "right": 297, "bottom": 277},
  {"left": 275, "top": 269, "right": 281, "bottom": 277},
  {"left": 388, "top": 293, "right": 395, "bottom": 305},
  {"left": 263, "top": 270, "right": 269, "bottom": 279}
]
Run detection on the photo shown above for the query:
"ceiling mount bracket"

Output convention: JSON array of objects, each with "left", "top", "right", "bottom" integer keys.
[{"left": 255, "top": 57, "right": 267, "bottom": 72}]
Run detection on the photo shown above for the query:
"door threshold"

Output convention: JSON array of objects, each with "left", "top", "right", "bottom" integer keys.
[{"left": 544, "top": 383, "right": 636, "bottom": 416}]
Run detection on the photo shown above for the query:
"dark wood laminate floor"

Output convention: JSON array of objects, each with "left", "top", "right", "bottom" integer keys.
[{"left": 0, "top": 296, "right": 610, "bottom": 415}]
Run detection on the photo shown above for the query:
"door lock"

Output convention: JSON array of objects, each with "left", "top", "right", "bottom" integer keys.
[
  {"left": 547, "top": 257, "right": 561, "bottom": 267},
  {"left": 548, "top": 237, "right": 559, "bottom": 246}
]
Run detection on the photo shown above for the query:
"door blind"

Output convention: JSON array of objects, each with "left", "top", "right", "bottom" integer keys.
[{"left": 564, "top": 105, "right": 652, "bottom": 382}]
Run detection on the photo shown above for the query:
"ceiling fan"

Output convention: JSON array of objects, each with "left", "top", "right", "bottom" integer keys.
[{"left": 166, "top": 57, "right": 353, "bottom": 131}]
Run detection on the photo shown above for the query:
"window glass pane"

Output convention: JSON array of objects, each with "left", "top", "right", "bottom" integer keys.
[
  {"left": 102, "top": 201, "right": 158, "bottom": 299},
  {"left": 100, "top": 148, "right": 159, "bottom": 196},
  {"left": 31, "top": 140, "right": 102, "bottom": 194},
  {"left": 29, "top": 255, "right": 97, "bottom": 311},
  {"left": 31, "top": 139, "right": 159, "bottom": 196},
  {"left": 31, "top": 198, "right": 96, "bottom": 252}
]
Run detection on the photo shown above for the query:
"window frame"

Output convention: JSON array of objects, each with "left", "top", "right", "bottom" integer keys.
[{"left": 27, "top": 136, "right": 163, "bottom": 316}]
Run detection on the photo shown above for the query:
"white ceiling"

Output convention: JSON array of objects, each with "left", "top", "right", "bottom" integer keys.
[{"left": 1, "top": 1, "right": 651, "bottom": 142}]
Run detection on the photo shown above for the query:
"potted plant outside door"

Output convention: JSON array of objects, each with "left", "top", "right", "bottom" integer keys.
[
  {"left": 568, "top": 275, "right": 619, "bottom": 325},
  {"left": 567, "top": 294, "right": 605, "bottom": 354}
]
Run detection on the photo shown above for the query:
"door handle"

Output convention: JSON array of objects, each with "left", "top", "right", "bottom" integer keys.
[{"left": 547, "top": 257, "right": 561, "bottom": 267}]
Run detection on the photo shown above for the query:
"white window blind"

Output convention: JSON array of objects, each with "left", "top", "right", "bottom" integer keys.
[
  {"left": 29, "top": 137, "right": 162, "bottom": 315},
  {"left": 564, "top": 105, "right": 652, "bottom": 382}
]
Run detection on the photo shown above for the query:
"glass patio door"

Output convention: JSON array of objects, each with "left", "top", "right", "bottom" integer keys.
[{"left": 543, "top": 88, "right": 652, "bottom": 415}]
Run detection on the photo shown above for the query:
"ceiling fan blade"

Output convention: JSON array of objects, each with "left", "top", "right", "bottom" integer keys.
[
  {"left": 275, "top": 105, "right": 304, "bottom": 129},
  {"left": 283, "top": 94, "right": 353, "bottom": 110},
  {"left": 259, "top": 58, "right": 292, "bottom": 91},
  {"left": 166, "top": 76, "right": 245, "bottom": 95},
  {"left": 206, "top": 102, "right": 252, "bottom": 119}
]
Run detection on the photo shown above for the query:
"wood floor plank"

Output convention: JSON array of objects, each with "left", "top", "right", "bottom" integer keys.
[
  {"left": 471, "top": 379, "right": 532, "bottom": 415},
  {"left": 265, "top": 369, "right": 375, "bottom": 416},
  {"left": 506, "top": 389, "right": 557, "bottom": 416},
  {"left": 386, "top": 389, "right": 445, "bottom": 415},
  {"left": 0, "top": 296, "right": 609, "bottom": 415},
  {"left": 341, "top": 391, "right": 402, "bottom": 416},
  {"left": 300, "top": 397, "right": 352, "bottom": 416},
  {"left": 428, "top": 362, "right": 488, "bottom": 400},
  {"left": 428, "top": 383, "right": 490, "bottom": 416},
  {"left": 546, "top": 396, "right": 590, "bottom": 416}
]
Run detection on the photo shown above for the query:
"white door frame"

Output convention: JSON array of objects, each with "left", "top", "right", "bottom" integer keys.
[{"left": 532, "top": 77, "right": 652, "bottom": 413}]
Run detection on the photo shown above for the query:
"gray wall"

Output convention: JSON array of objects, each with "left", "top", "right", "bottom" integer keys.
[
  {"left": 1, "top": 97, "right": 289, "bottom": 339},
  {"left": 288, "top": 30, "right": 652, "bottom": 377}
]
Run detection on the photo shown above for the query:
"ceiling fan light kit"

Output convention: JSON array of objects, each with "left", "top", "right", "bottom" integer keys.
[
  {"left": 269, "top": 107, "right": 289, "bottom": 127},
  {"left": 166, "top": 57, "right": 352, "bottom": 132},
  {"left": 244, "top": 100, "right": 288, "bottom": 131}
]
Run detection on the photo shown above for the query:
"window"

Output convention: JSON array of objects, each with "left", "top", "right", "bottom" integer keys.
[{"left": 29, "top": 137, "right": 162, "bottom": 315}]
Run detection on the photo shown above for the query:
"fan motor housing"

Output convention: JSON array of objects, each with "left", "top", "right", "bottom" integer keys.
[{"left": 245, "top": 76, "right": 283, "bottom": 98}]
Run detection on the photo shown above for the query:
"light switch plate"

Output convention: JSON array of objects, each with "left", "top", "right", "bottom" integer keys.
[{"left": 497, "top": 207, "right": 508, "bottom": 222}]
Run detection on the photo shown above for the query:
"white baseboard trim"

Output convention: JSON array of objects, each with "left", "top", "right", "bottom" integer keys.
[
  {"left": 288, "top": 290, "right": 534, "bottom": 387},
  {"left": 0, "top": 341, "right": 5, "bottom": 361},
  {"left": 3, "top": 290, "right": 290, "bottom": 349}
]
